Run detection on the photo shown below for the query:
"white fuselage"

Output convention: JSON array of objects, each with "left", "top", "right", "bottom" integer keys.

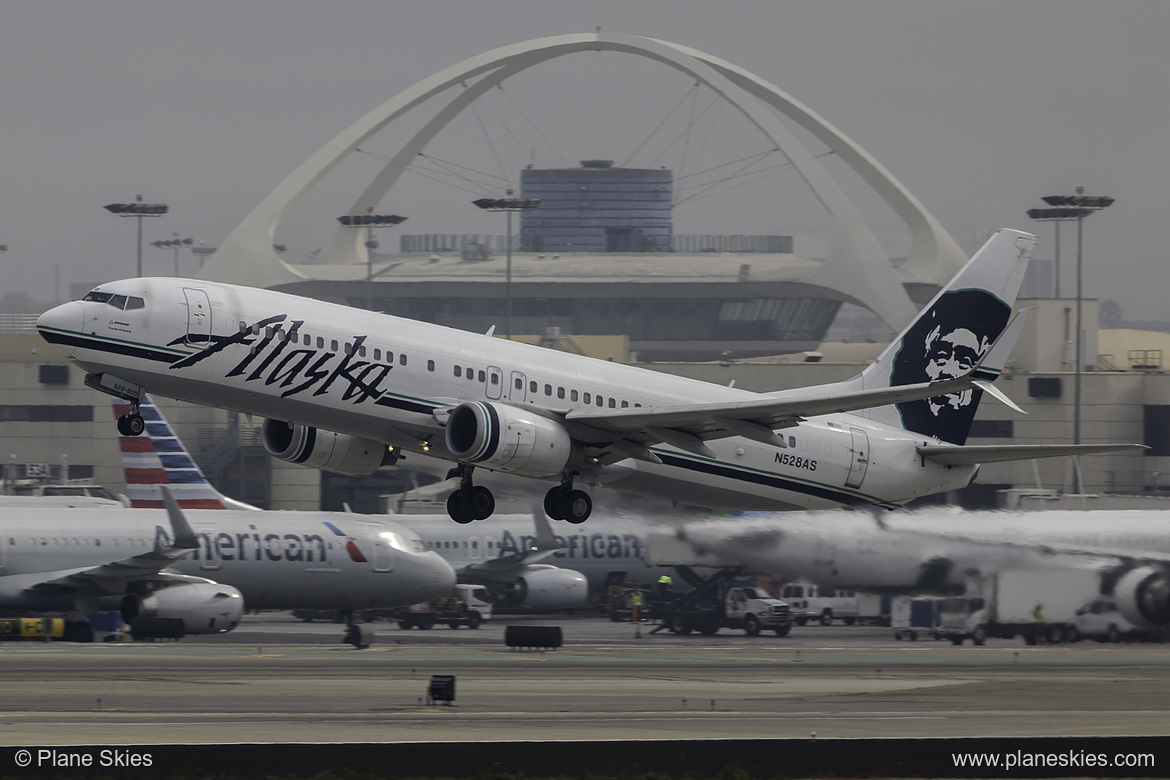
[
  {"left": 402, "top": 511, "right": 661, "bottom": 592},
  {"left": 670, "top": 508, "right": 1170, "bottom": 593},
  {"left": 0, "top": 506, "right": 455, "bottom": 613},
  {"left": 37, "top": 278, "right": 977, "bottom": 513}
]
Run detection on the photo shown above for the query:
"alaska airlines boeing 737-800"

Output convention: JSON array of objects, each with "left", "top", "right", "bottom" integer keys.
[{"left": 36, "top": 229, "right": 1137, "bottom": 524}]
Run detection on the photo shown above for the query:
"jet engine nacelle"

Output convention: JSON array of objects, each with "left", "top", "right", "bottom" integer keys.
[
  {"left": 444, "top": 401, "right": 576, "bottom": 477},
  {"left": 262, "top": 419, "right": 395, "bottom": 477},
  {"left": 497, "top": 566, "right": 589, "bottom": 610},
  {"left": 1113, "top": 566, "right": 1170, "bottom": 628},
  {"left": 121, "top": 579, "right": 244, "bottom": 635}
]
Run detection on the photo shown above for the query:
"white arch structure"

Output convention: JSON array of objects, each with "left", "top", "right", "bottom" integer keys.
[{"left": 200, "top": 32, "right": 967, "bottom": 330}]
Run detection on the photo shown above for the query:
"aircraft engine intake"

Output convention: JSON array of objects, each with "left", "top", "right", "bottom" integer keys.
[
  {"left": 445, "top": 402, "right": 576, "bottom": 477},
  {"left": 496, "top": 566, "right": 589, "bottom": 610},
  {"left": 262, "top": 419, "right": 396, "bottom": 477},
  {"left": 121, "top": 579, "right": 244, "bottom": 635},
  {"left": 1113, "top": 567, "right": 1170, "bottom": 628}
]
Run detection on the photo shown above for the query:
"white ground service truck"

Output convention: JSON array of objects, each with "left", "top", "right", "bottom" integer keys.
[
  {"left": 657, "top": 567, "right": 794, "bottom": 637},
  {"left": 938, "top": 569, "right": 1102, "bottom": 645},
  {"left": 395, "top": 584, "right": 494, "bottom": 630}
]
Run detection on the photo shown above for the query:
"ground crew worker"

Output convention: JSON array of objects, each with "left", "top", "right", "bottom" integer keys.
[
  {"left": 1032, "top": 603, "right": 1046, "bottom": 644},
  {"left": 630, "top": 589, "right": 645, "bottom": 623},
  {"left": 657, "top": 573, "right": 673, "bottom": 595}
]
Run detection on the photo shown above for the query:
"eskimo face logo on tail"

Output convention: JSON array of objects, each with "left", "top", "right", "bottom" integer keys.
[{"left": 890, "top": 289, "right": 1009, "bottom": 445}]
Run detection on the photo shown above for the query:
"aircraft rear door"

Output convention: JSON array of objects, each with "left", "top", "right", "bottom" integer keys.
[
  {"left": 486, "top": 366, "right": 503, "bottom": 400},
  {"left": 182, "top": 288, "right": 213, "bottom": 348},
  {"left": 845, "top": 427, "right": 870, "bottom": 489},
  {"left": 508, "top": 371, "right": 527, "bottom": 402},
  {"left": 196, "top": 524, "right": 221, "bottom": 571}
]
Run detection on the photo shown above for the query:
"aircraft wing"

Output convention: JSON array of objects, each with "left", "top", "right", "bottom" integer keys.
[
  {"left": 26, "top": 486, "right": 200, "bottom": 594},
  {"left": 554, "top": 309, "right": 1033, "bottom": 460},
  {"left": 458, "top": 512, "right": 565, "bottom": 577},
  {"left": 562, "top": 372, "right": 992, "bottom": 458},
  {"left": 890, "top": 524, "right": 1170, "bottom": 568},
  {"left": 918, "top": 443, "right": 1148, "bottom": 466}
]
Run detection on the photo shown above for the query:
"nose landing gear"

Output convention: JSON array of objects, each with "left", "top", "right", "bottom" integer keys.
[{"left": 116, "top": 407, "right": 145, "bottom": 437}]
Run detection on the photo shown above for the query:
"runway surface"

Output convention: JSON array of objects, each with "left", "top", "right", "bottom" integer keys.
[{"left": 2, "top": 612, "right": 1169, "bottom": 747}]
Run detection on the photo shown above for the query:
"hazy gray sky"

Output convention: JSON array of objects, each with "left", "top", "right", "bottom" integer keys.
[{"left": 2, "top": 1, "right": 1167, "bottom": 320}]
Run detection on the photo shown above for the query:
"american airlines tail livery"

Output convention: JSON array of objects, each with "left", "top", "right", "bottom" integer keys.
[{"left": 37, "top": 228, "right": 1138, "bottom": 524}]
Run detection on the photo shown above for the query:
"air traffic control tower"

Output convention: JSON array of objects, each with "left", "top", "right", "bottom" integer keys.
[
  {"left": 519, "top": 160, "right": 673, "bottom": 253},
  {"left": 344, "top": 159, "right": 813, "bottom": 363}
]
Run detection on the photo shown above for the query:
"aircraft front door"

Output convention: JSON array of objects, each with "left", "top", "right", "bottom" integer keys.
[
  {"left": 371, "top": 532, "right": 394, "bottom": 572},
  {"left": 182, "top": 288, "right": 213, "bottom": 348},
  {"left": 845, "top": 427, "right": 870, "bottom": 489}
]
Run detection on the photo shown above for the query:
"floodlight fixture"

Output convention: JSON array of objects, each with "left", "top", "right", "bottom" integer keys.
[
  {"left": 104, "top": 195, "right": 168, "bottom": 277},
  {"left": 471, "top": 193, "right": 541, "bottom": 340},
  {"left": 472, "top": 197, "right": 541, "bottom": 211},
  {"left": 335, "top": 211, "right": 408, "bottom": 310},
  {"left": 1027, "top": 191, "right": 1115, "bottom": 454},
  {"left": 337, "top": 214, "right": 408, "bottom": 226}
]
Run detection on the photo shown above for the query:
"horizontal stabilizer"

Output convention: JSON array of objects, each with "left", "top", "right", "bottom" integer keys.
[{"left": 918, "top": 443, "right": 1147, "bottom": 466}]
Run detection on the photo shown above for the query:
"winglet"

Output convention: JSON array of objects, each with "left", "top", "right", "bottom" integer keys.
[{"left": 159, "top": 485, "right": 200, "bottom": 550}]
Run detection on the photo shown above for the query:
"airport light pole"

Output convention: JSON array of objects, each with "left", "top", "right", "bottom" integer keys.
[
  {"left": 337, "top": 209, "right": 407, "bottom": 310},
  {"left": 104, "top": 196, "right": 168, "bottom": 277},
  {"left": 151, "top": 235, "right": 194, "bottom": 277},
  {"left": 1027, "top": 191, "right": 1115, "bottom": 448},
  {"left": 190, "top": 243, "right": 217, "bottom": 270},
  {"left": 472, "top": 193, "right": 540, "bottom": 340}
]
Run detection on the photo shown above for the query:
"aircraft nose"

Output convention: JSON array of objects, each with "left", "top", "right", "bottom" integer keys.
[
  {"left": 419, "top": 553, "right": 457, "bottom": 601},
  {"left": 36, "top": 301, "right": 84, "bottom": 357}
]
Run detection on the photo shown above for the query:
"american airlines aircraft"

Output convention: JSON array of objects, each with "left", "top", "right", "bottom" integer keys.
[
  {"left": 112, "top": 396, "right": 658, "bottom": 610},
  {"left": 36, "top": 228, "right": 1136, "bottom": 524},
  {"left": 0, "top": 403, "right": 455, "bottom": 643},
  {"left": 654, "top": 508, "right": 1170, "bottom": 630},
  {"left": 402, "top": 509, "right": 672, "bottom": 606}
]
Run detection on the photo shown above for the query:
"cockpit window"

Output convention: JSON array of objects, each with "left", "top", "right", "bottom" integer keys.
[{"left": 82, "top": 291, "right": 145, "bottom": 310}]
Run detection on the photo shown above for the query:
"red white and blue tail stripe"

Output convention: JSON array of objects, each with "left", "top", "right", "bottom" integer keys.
[{"left": 112, "top": 396, "right": 234, "bottom": 509}]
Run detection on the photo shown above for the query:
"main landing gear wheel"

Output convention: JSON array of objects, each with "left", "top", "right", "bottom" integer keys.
[
  {"left": 544, "top": 486, "right": 592, "bottom": 524},
  {"left": 117, "top": 412, "right": 145, "bottom": 437},
  {"left": 444, "top": 465, "right": 495, "bottom": 523}
]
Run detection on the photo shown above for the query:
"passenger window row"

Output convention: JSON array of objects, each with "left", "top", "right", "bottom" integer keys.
[
  {"left": 237, "top": 321, "right": 411, "bottom": 366},
  {"left": 231, "top": 321, "right": 643, "bottom": 409}
]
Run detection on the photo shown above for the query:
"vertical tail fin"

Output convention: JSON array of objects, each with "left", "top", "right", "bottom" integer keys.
[
  {"left": 111, "top": 396, "right": 257, "bottom": 509},
  {"left": 857, "top": 228, "right": 1035, "bottom": 444}
]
